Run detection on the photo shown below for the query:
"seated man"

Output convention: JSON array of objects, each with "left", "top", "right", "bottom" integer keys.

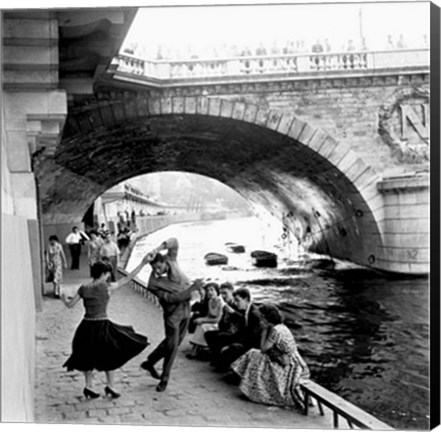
[
  {"left": 215, "top": 287, "right": 263, "bottom": 372},
  {"left": 205, "top": 282, "right": 242, "bottom": 364}
]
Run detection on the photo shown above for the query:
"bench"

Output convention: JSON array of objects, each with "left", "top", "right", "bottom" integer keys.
[{"left": 300, "top": 380, "right": 394, "bottom": 430}]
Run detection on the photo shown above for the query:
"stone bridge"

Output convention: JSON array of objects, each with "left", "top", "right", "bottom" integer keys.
[{"left": 0, "top": 7, "right": 432, "bottom": 422}]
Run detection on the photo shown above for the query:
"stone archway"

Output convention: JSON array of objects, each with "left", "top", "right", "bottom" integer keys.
[{"left": 34, "top": 93, "right": 385, "bottom": 269}]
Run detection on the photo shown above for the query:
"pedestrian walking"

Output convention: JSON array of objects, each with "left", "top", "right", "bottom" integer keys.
[
  {"left": 45, "top": 235, "right": 67, "bottom": 298},
  {"left": 87, "top": 230, "right": 104, "bottom": 277},
  {"left": 140, "top": 237, "right": 204, "bottom": 392},
  {"left": 61, "top": 256, "right": 151, "bottom": 399},
  {"left": 65, "top": 226, "right": 89, "bottom": 270},
  {"left": 100, "top": 232, "right": 120, "bottom": 282}
]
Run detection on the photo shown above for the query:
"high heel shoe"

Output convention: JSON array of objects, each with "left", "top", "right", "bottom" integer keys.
[
  {"left": 104, "top": 386, "right": 121, "bottom": 399},
  {"left": 83, "top": 387, "right": 100, "bottom": 399}
]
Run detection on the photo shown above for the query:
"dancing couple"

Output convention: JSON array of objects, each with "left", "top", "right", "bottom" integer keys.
[{"left": 62, "top": 236, "right": 202, "bottom": 397}]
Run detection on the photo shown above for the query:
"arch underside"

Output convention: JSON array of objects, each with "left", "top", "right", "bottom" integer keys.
[{"left": 35, "top": 111, "right": 381, "bottom": 268}]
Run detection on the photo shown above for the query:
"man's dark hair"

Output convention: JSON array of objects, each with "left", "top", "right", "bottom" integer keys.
[
  {"left": 233, "top": 287, "right": 251, "bottom": 301},
  {"left": 91, "top": 261, "right": 113, "bottom": 279},
  {"left": 49, "top": 235, "right": 59, "bottom": 242},
  {"left": 204, "top": 282, "right": 220, "bottom": 295},
  {"left": 220, "top": 282, "right": 234, "bottom": 292},
  {"left": 150, "top": 252, "right": 166, "bottom": 265},
  {"left": 259, "top": 303, "right": 283, "bottom": 325}
]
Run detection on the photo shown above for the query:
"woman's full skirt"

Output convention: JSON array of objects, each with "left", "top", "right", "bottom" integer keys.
[
  {"left": 63, "top": 319, "right": 149, "bottom": 372},
  {"left": 231, "top": 348, "right": 309, "bottom": 408}
]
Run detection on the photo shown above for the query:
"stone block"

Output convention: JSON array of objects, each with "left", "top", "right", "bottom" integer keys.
[
  {"left": 184, "top": 97, "right": 197, "bottom": 114},
  {"left": 112, "top": 102, "right": 126, "bottom": 123},
  {"left": 276, "top": 113, "right": 295, "bottom": 135},
  {"left": 306, "top": 129, "right": 327, "bottom": 152},
  {"left": 287, "top": 118, "right": 306, "bottom": 141},
  {"left": 232, "top": 101, "right": 246, "bottom": 121},
  {"left": 136, "top": 97, "right": 149, "bottom": 117},
  {"left": 3, "top": 45, "right": 57, "bottom": 66},
  {"left": 196, "top": 97, "right": 209, "bottom": 115},
  {"left": 124, "top": 97, "right": 140, "bottom": 120},
  {"left": 383, "top": 202, "right": 429, "bottom": 219},
  {"left": 315, "top": 134, "right": 337, "bottom": 156},
  {"left": 298, "top": 123, "right": 317, "bottom": 145},
  {"left": 354, "top": 169, "right": 379, "bottom": 193},
  {"left": 5, "top": 130, "right": 31, "bottom": 172},
  {"left": 243, "top": 104, "right": 258, "bottom": 123},
  {"left": 265, "top": 111, "right": 282, "bottom": 131},
  {"left": 344, "top": 159, "right": 370, "bottom": 183},
  {"left": 4, "top": 18, "right": 54, "bottom": 38},
  {"left": 148, "top": 98, "right": 161, "bottom": 115},
  {"left": 160, "top": 97, "right": 172, "bottom": 115},
  {"left": 255, "top": 108, "right": 269, "bottom": 127},
  {"left": 208, "top": 98, "right": 221, "bottom": 116},
  {"left": 220, "top": 99, "right": 234, "bottom": 118},
  {"left": 336, "top": 151, "right": 358, "bottom": 174}
]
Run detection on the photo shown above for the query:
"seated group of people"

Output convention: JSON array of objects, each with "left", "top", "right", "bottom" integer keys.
[{"left": 186, "top": 283, "right": 310, "bottom": 409}]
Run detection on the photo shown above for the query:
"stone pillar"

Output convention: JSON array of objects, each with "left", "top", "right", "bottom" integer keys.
[{"left": 376, "top": 174, "right": 429, "bottom": 274}]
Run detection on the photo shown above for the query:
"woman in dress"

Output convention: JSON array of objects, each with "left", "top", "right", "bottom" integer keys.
[
  {"left": 45, "top": 235, "right": 67, "bottom": 298},
  {"left": 61, "top": 255, "right": 151, "bottom": 399},
  {"left": 87, "top": 230, "right": 104, "bottom": 277},
  {"left": 231, "top": 303, "right": 310, "bottom": 409},
  {"left": 186, "top": 282, "right": 223, "bottom": 359}
]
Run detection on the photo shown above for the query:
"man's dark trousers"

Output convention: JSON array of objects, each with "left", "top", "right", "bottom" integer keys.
[
  {"left": 147, "top": 313, "right": 189, "bottom": 380},
  {"left": 69, "top": 244, "right": 81, "bottom": 269}
]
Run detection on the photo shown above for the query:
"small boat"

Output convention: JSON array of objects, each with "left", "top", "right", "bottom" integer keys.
[
  {"left": 204, "top": 252, "right": 228, "bottom": 266},
  {"left": 225, "top": 242, "right": 246, "bottom": 253},
  {"left": 250, "top": 250, "right": 278, "bottom": 268}
]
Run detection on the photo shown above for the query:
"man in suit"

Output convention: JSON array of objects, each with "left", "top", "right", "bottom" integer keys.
[
  {"left": 140, "top": 237, "right": 202, "bottom": 392},
  {"left": 216, "top": 287, "right": 263, "bottom": 372}
]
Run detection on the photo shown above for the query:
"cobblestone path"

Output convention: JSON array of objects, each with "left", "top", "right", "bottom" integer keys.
[{"left": 35, "top": 263, "right": 332, "bottom": 428}]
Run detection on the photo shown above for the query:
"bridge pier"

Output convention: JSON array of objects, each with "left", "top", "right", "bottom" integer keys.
[{"left": 377, "top": 173, "right": 429, "bottom": 274}]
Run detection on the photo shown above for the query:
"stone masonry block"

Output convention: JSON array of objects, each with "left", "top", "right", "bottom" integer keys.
[
  {"left": 232, "top": 102, "right": 246, "bottom": 121},
  {"left": 5, "top": 130, "right": 31, "bottom": 172},
  {"left": 148, "top": 98, "right": 161, "bottom": 115},
  {"left": 297, "top": 123, "right": 317, "bottom": 145},
  {"left": 336, "top": 150, "right": 358, "bottom": 174},
  {"left": 307, "top": 129, "right": 328, "bottom": 152},
  {"left": 135, "top": 97, "right": 149, "bottom": 117},
  {"left": 220, "top": 99, "right": 234, "bottom": 118},
  {"left": 344, "top": 159, "right": 370, "bottom": 183},
  {"left": 208, "top": 98, "right": 221, "bottom": 116},
  {"left": 287, "top": 118, "right": 306, "bottom": 141},
  {"left": 276, "top": 113, "right": 295, "bottom": 135},
  {"left": 196, "top": 97, "right": 209, "bottom": 115},
  {"left": 255, "top": 108, "right": 269, "bottom": 127},
  {"left": 327, "top": 142, "right": 352, "bottom": 167},
  {"left": 161, "top": 97, "right": 173, "bottom": 115},
  {"left": 47, "top": 91, "right": 67, "bottom": 116},
  {"left": 123, "top": 98, "right": 139, "bottom": 120},
  {"left": 266, "top": 110, "right": 282, "bottom": 131},
  {"left": 172, "top": 97, "right": 185, "bottom": 114},
  {"left": 111, "top": 102, "right": 126, "bottom": 123},
  {"left": 316, "top": 136, "right": 338, "bottom": 158},
  {"left": 184, "top": 97, "right": 197, "bottom": 114},
  {"left": 242, "top": 104, "right": 258, "bottom": 124},
  {"left": 4, "top": 18, "right": 54, "bottom": 39}
]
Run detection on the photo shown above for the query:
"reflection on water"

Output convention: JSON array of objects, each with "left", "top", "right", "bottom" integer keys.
[{"left": 127, "top": 217, "right": 429, "bottom": 430}]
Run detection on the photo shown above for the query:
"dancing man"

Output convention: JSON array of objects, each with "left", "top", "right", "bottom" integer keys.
[{"left": 141, "top": 237, "right": 203, "bottom": 392}]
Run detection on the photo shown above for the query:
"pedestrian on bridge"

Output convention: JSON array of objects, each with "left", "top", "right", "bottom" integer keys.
[
  {"left": 61, "top": 256, "right": 151, "bottom": 400},
  {"left": 140, "top": 237, "right": 204, "bottom": 392}
]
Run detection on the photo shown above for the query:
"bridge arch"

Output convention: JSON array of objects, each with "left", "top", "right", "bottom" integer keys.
[{"left": 35, "top": 93, "right": 384, "bottom": 269}]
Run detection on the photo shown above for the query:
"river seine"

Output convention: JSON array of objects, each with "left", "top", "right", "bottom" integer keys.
[{"left": 127, "top": 216, "right": 429, "bottom": 430}]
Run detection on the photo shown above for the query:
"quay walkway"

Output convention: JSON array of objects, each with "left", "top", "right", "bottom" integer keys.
[{"left": 35, "top": 255, "right": 333, "bottom": 428}]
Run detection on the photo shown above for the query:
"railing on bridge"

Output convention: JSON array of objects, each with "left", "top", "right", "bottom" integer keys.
[
  {"left": 112, "top": 48, "right": 429, "bottom": 85},
  {"left": 117, "top": 266, "right": 394, "bottom": 430}
]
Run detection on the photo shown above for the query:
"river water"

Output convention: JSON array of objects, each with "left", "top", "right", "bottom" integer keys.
[{"left": 127, "top": 217, "right": 429, "bottom": 430}]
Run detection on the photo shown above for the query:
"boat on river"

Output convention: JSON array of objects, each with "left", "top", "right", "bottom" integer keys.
[
  {"left": 204, "top": 252, "right": 229, "bottom": 266},
  {"left": 225, "top": 242, "right": 246, "bottom": 253},
  {"left": 250, "top": 250, "right": 278, "bottom": 268}
]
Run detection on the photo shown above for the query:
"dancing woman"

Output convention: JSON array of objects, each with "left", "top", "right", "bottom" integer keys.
[{"left": 61, "top": 255, "right": 151, "bottom": 399}]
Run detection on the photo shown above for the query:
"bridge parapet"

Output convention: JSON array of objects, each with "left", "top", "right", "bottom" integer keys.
[{"left": 111, "top": 48, "right": 429, "bottom": 87}]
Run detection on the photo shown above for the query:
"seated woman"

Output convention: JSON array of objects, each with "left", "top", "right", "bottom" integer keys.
[
  {"left": 231, "top": 303, "right": 310, "bottom": 409},
  {"left": 187, "top": 282, "right": 223, "bottom": 359},
  {"left": 188, "top": 285, "right": 209, "bottom": 334}
]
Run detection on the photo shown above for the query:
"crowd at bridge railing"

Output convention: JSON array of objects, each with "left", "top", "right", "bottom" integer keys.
[{"left": 113, "top": 47, "right": 429, "bottom": 81}]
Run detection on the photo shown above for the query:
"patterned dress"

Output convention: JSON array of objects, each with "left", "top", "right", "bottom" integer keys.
[
  {"left": 46, "top": 242, "right": 64, "bottom": 284},
  {"left": 231, "top": 324, "right": 310, "bottom": 408}
]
